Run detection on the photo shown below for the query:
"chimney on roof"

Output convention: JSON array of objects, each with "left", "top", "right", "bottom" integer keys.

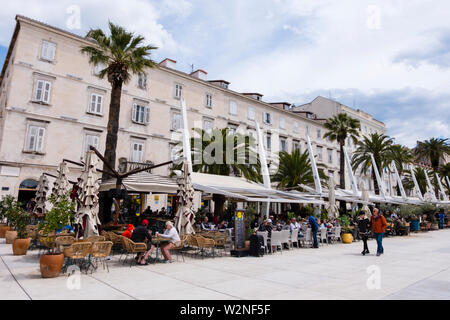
[
  {"left": 190, "top": 69, "right": 207, "bottom": 80},
  {"left": 159, "top": 58, "right": 177, "bottom": 70}
]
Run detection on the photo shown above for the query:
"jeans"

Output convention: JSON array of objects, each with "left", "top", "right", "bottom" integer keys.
[
  {"left": 374, "top": 232, "right": 384, "bottom": 254},
  {"left": 312, "top": 229, "right": 318, "bottom": 248}
]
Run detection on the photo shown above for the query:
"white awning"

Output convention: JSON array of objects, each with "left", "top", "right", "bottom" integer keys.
[{"left": 99, "top": 171, "right": 179, "bottom": 194}]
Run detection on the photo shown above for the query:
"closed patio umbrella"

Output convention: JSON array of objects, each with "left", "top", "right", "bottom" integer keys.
[
  {"left": 326, "top": 174, "right": 339, "bottom": 219},
  {"left": 52, "top": 162, "right": 71, "bottom": 197},
  {"left": 360, "top": 180, "right": 371, "bottom": 219},
  {"left": 174, "top": 162, "right": 196, "bottom": 236},
  {"left": 74, "top": 150, "right": 101, "bottom": 238},
  {"left": 34, "top": 174, "right": 50, "bottom": 217}
]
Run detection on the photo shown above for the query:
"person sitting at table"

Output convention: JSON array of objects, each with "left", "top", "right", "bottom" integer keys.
[
  {"left": 156, "top": 221, "right": 180, "bottom": 263},
  {"left": 121, "top": 224, "right": 134, "bottom": 239},
  {"left": 289, "top": 218, "right": 300, "bottom": 234},
  {"left": 201, "top": 216, "right": 212, "bottom": 230},
  {"left": 131, "top": 219, "right": 155, "bottom": 265},
  {"left": 218, "top": 220, "right": 228, "bottom": 230}
]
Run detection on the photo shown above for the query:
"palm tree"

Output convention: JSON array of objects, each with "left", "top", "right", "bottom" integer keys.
[
  {"left": 81, "top": 22, "right": 158, "bottom": 181},
  {"left": 414, "top": 138, "right": 450, "bottom": 197},
  {"left": 323, "top": 113, "right": 360, "bottom": 189},
  {"left": 414, "top": 138, "right": 450, "bottom": 172},
  {"left": 403, "top": 167, "right": 427, "bottom": 196},
  {"left": 352, "top": 133, "right": 394, "bottom": 195},
  {"left": 272, "top": 149, "right": 326, "bottom": 214},
  {"left": 172, "top": 128, "right": 261, "bottom": 217},
  {"left": 438, "top": 163, "right": 450, "bottom": 192},
  {"left": 389, "top": 144, "right": 413, "bottom": 196},
  {"left": 323, "top": 113, "right": 360, "bottom": 212}
]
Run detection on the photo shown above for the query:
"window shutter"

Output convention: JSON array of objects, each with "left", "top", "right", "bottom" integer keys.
[
  {"left": 90, "top": 94, "right": 96, "bottom": 113},
  {"left": 36, "top": 127, "right": 45, "bottom": 152},
  {"left": 96, "top": 95, "right": 103, "bottom": 114},
  {"left": 27, "top": 126, "right": 37, "bottom": 151},
  {"left": 41, "top": 42, "right": 48, "bottom": 60},
  {"left": 132, "top": 104, "right": 137, "bottom": 122},
  {"left": 43, "top": 81, "right": 51, "bottom": 103},
  {"left": 48, "top": 43, "right": 56, "bottom": 60},
  {"left": 35, "top": 80, "right": 44, "bottom": 101},
  {"left": 145, "top": 107, "right": 150, "bottom": 124}
]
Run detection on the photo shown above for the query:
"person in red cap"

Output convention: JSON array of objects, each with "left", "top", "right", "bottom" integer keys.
[
  {"left": 121, "top": 224, "right": 134, "bottom": 239},
  {"left": 130, "top": 219, "right": 154, "bottom": 265}
]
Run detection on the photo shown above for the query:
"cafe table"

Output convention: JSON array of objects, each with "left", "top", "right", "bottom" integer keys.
[{"left": 151, "top": 236, "right": 171, "bottom": 262}]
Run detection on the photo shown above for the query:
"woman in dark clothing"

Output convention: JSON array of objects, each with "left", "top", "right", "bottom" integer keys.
[{"left": 357, "top": 212, "right": 371, "bottom": 255}]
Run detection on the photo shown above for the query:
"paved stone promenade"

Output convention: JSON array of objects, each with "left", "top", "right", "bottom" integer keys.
[{"left": 1, "top": 229, "right": 449, "bottom": 300}]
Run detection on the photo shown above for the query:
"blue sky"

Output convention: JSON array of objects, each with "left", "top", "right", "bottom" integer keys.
[{"left": 0, "top": 0, "right": 449, "bottom": 148}]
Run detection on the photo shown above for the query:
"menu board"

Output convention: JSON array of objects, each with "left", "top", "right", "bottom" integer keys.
[{"left": 234, "top": 210, "right": 246, "bottom": 250}]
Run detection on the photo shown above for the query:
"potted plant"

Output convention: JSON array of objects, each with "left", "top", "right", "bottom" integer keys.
[
  {"left": 244, "top": 205, "right": 257, "bottom": 250},
  {"left": 38, "top": 194, "right": 75, "bottom": 278},
  {"left": 4, "top": 196, "right": 22, "bottom": 244},
  {"left": 0, "top": 195, "right": 15, "bottom": 238},
  {"left": 338, "top": 214, "right": 353, "bottom": 243},
  {"left": 10, "top": 207, "right": 31, "bottom": 255}
]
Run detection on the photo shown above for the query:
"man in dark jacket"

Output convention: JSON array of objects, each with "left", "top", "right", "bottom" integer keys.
[
  {"left": 308, "top": 215, "right": 319, "bottom": 248},
  {"left": 131, "top": 219, "right": 154, "bottom": 265}
]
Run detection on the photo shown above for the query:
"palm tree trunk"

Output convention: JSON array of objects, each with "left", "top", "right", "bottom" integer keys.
[
  {"left": 102, "top": 82, "right": 123, "bottom": 180},
  {"left": 99, "top": 81, "right": 123, "bottom": 224},
  {"left": 212, "top": 193, "right": 226, "bottom": 218},
  {"left": 372, "top": 169, "right": 379, "bottom": 195},
  {"left": 339, "top": 142, "right": 346, "bottom": 213}
]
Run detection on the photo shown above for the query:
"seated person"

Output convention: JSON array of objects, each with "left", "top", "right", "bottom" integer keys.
[
  {"left": 201, "top": 216, "right": 212, "bottom": 230},
  {"left": 130, "top": 219, "right": 155, "bottom": 265},
  {"left": 121, "top": 224, "right": 134, "bottom": 239},
  {"left": 289, "top": 218, "right": 300, "bottom": 234},
  {"left": 160, "top": 207, "right": 168, "bottom": 217},
  {"left": 156, "top": 221, "right": 180, "bottom": 263},
  {"left": 218, "top": 220, "right": 228, "bottom": 230}
]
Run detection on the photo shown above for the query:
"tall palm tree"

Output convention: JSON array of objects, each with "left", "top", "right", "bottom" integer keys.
[
  {"left": 438, "top": 163, "right": 450, "bottom": 192},
  {"left": 352, "top": 133, "right": 393, "bottom": 195},
  {"left": 403, "top": 167, "right": 428, "bottom": 196},
  {"left": 272, "top": 149, "right": 326, "bottom": 214},
  {"left": 323, "top": 113, "right": 360, "bottom": 212},
  {"left": 323, "top": 113, "right": 361, "bottom": 189},
  {"left": 389, "top": 144, "right": 413, "bottom": 196},
  {"left": 172, "top": 128, "right": 261, "bottom": 217},
  {"left": 414, "top": 138, "right": 450, "bottom": 197},
  {"left": 81, "top": 22, "right": 158, "bottom": 181}
]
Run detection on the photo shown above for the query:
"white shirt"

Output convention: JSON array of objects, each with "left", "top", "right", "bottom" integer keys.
[{"left": 160, "top": 227, "right": 180, "bottom": 243}]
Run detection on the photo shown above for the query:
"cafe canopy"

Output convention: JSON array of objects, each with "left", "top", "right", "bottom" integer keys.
[{"left": 99, "top": 171, "right": 179, "bottom": 194}]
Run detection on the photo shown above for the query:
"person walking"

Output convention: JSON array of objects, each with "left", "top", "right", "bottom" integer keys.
[
  {"left": 371, "top": 208, "right": 387, "bottom": 256},
  {"left": 309, "top": 214, "right": 319, "bottom": 248},
  {"left": 357, "top": 212, "right": 371, "bottom": 255}
]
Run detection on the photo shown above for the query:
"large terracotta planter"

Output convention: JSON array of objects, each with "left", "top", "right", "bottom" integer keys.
[
  {"left": 40, "top": 253, "right": 64, "bottom": 278},
  {"left": 0, "top": 225, "right": 12, "bottom": 238},
  {"left": 12, "top": 238, "right": 31, "bottom": 255},
  {"left": 5, "top": 230, "right": 17, "bottom": 244},
  {"left": 341, "top": 233, "right": 353, "bottom": 244}
]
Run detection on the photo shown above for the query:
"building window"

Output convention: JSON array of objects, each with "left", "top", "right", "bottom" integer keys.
[
  {"left": 266, "top": 134, "right": 272, "bottom": 151},
  {"left": 280, "top": 117, "right": 286, "bottom": 130},
  {"left": 317, "top": 146, "right": 323, "bottom": 162},
  {"left": 138, "top": 73, "right": 147, "bottom": 89},
  {"left": 41, "top": 40, "right": 56, "bottom": 61},
  {"left": 33, "top": 80, "right": 52, "bottom": 104},
  {"left": 317, "top": 129, "right": 321, "bottom": 139},
  {"left": 25, "top": 125, "right": 46, "bottom": 153},
  {"left": 229, "top": 100, "right": 237, "bottom": 115},
  {"left": 88, "top": 93, "right": 103, "bottom": 115},
  {"left": 248, "top": 107, "right": 255, "bottom": 120},
  {"left": 228, "top": 123, "right": 238, "bottom": 134},
  {"left": 293, "top": 140, "right": 300, "bottom": 152},
  {"left": 203, "top": 118, "right": 214, "bottom": 133},
  {"left": 293, "top": 121, "right": 299, "bottom": 133},
  {"left": 206, "top": 93, "right": 212, "bottom": 108},
  {"left": 132, "top": 103, "right": 150, "bottom": 124},
  {"left": 131, "top": 141, "right": 145, "bottom": 162},
  {"left": 171, "top": 111, "right": 182, "bottom": 131},
  {"left": 328, "top": 149, "right": 333, "bottom": 164},
  {"left": 280, "top": 137, "right": 287, "bottom": 152},
  {"left": 263, "top": 112, "right": 272, "bottom": 125},
  {"left": 84, "top": 134, "right": 99, "bottom": 155},
  {"left": 221, "top": 82, "right": 229, "bottom": 89},
  {"left": 174, "top": 84, "right": 183, "bottom": 99}
]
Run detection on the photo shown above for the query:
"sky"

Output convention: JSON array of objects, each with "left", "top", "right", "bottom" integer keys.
[{"left": 0, "top": 0, "right": 449, "bottom": 148}]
